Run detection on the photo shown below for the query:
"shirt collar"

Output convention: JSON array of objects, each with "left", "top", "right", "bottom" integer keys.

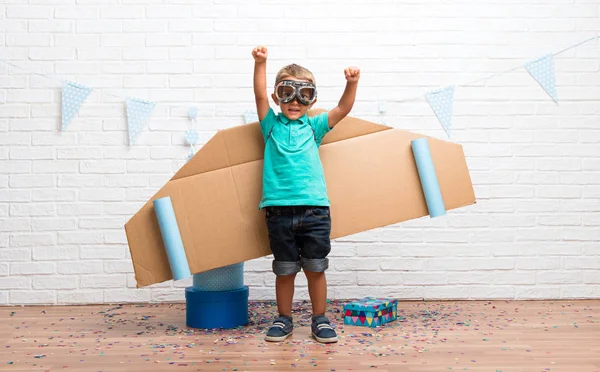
[{"left": 276, "top": 111, "right": 308, "bottom": 125}]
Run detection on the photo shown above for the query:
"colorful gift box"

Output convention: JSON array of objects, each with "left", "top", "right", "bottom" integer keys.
[{"left": 343, "top": 297, "right": 398, "bottom": 327}]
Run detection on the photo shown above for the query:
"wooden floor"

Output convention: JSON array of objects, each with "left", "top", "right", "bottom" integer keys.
[{"left": 1, "top": 300, "right": 599, "bottom": 372}]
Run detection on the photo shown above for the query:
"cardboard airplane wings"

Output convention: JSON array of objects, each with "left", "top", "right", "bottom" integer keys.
[{"left": 124, "top": 110, "right": 476, "bottom": 288}]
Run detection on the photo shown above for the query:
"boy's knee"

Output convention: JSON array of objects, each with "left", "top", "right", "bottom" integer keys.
[
  {"left": 300, "top": 257, "right": 329, "bottom": 273},
  {"left": 272, "top": 260, "right": 301, "bottom": 276}
]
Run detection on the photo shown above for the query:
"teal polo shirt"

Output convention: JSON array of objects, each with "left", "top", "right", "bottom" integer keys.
[{"left": 258, "top": 108, "right": 332, "bottom": 209}]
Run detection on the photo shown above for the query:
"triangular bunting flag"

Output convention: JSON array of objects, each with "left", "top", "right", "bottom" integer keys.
[
  {"left": 425, "top": 85, "right": 454, "bottom": 138},
  {"left": 126, "top": 98, "right": 156, "bottom": 146},
  {"left": 185, "top": 129, "right": 199, "bottom": 146},
  {"left": 61, "top": 80, "right": 92, "bottom": 131},
  {"left": 525, "top": 53, "right": 558, "bottom": 103},
  {"left": 188, "top": 106, "right": 198, "bottom": 120},
  {"left": 243, "top": 110, "right": 259, "bottom": 124}
]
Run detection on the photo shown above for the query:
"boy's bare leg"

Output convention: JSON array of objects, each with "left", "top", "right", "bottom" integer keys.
[
  {"left": 305, "top": 270, "right": 337, "bottom": 343},
  {"left": 304, "top": 270, "right": 327, "bottom": 315},
  {"left": 276, "top": 274, "right": 296, "bottom": 317}
]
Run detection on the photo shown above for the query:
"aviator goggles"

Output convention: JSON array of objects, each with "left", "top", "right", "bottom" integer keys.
[{"left": 274, "top": 80, "right": 317, "bottom": 105}]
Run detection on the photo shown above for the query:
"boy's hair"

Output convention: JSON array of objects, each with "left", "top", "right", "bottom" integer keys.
[{"left": 275, "top": 64, "right": 316, "bottom": 86}]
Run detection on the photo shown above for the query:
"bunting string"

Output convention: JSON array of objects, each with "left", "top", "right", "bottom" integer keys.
[{"left": 1, "top": 34, "right": 598, "bottom": 147}]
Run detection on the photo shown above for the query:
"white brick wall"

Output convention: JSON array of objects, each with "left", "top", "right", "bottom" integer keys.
[{"left": 1, "top": 0, "right": 599, "bottom": 305}]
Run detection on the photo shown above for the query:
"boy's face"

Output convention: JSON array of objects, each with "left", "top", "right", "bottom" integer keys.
[{"left": 272, "top": 76, "right": 316, "bottom": 121}]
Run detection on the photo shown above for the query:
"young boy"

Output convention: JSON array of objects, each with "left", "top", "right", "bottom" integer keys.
[{"left": 251, "top": 46, "right": 360, "bottom": 343}]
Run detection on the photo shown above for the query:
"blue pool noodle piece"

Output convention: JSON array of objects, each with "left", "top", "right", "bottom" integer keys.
[
  {"left": 193, "top": 262, "right": 244, "bottom": 292},
  {"left": 411, "top": 137, "right": 446, "bottom": 218},
  {"left": 153, "top": 196, "right": 191, "bottom": 280}
]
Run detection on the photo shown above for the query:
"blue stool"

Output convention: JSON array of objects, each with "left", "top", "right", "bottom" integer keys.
[{"left": 186, "top": 263, "right": 248, "bottom": 329}]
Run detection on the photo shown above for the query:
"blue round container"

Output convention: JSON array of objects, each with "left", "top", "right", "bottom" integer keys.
[{"left": 185, "top": 286, "right": 249, "bottom": 329}]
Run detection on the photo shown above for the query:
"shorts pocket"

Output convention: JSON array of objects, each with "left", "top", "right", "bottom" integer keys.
[{"left": 310, "top": 207, "right": 330, "bottom": 219}]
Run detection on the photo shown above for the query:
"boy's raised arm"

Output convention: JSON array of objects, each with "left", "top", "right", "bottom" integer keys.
[
  {"left": 252, "top": 46, "right": 270, "bottom": 122},
  {"left": 328, "top": 67, "right": 360, "bottom": 128}
]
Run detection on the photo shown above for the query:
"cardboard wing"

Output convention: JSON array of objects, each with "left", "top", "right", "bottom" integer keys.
[{"left": 124, "top": 111, "right": 476, "bottom": 287}]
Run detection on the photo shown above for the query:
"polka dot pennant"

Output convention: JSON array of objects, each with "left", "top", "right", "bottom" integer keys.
[
  {"left": 425, "top": 85, "right": 454, "bottom": 139},
  {"left": 525, "top": 53, "right": 558, "bottom": 103},
  {"left": 188, "top": 106, "right": 198, "bottom": 120},
  {"left": 185, "top": 106, "right": 199, "bottom": 162},
  {"left": 243, "top": 110, "right": 259, "bottom": 124},
  {"left": 186, "top": 150, "right": 195, "bottom": 162},
  {"left": 184, "top": 129, "right": 199, "bottom": 146},
  {"left": 125, "top": 98, "right": 156, "bottom": 146},
  {"left": 61, "top": 80, "right": 92, "bottom": 131}
]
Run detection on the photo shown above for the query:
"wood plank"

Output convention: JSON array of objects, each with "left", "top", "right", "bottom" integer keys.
[{"left": 1, "top": 300, "right": 599, "bottom": 371}]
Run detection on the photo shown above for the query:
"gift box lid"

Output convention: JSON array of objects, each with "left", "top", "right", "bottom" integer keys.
[{"left": 343, "top": 297, "right": 398, "bottom": 312}]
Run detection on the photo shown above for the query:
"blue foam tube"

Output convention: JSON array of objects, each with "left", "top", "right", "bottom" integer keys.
[
  {"left": 411, "top": 137, "right": 446, "bottom": 218},
  {"left": 153, "top": 196, "right": 191, "bottom": 280}
]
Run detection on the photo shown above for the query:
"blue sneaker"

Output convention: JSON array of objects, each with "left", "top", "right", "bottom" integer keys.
[
  {"left": 311, "top": 315, "right": 338, "bottom": 343},
  {"left": 265, "top": 315, "right": 293, "bottom": 342}
]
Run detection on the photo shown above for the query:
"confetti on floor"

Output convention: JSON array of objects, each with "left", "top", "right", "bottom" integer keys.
[{"left": 1, "top": 300, "right": 599, "bottom": 371}]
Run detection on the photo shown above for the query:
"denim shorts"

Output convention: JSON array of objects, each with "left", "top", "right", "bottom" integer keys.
[{"left": 264, "top": 205, "right": 332, "bottom": 276}]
